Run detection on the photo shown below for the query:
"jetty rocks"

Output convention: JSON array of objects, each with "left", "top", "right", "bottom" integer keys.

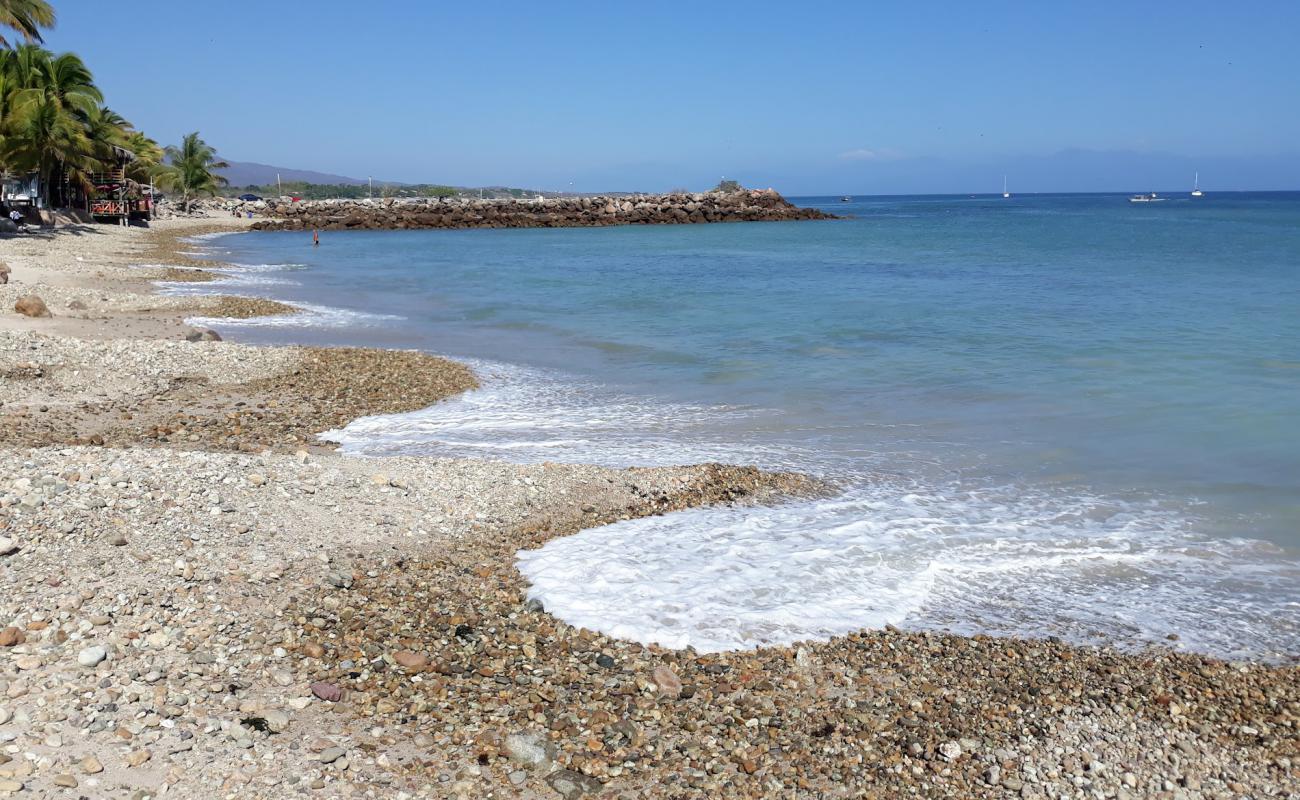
[{"left": 250, "top": 189, "right": 834, "bottom": 231}]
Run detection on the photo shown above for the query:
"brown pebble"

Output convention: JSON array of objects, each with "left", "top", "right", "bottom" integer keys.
[
  {"left": 652, "top": 665, "right": 683, "bottom": 698},
  {"left": 393, "top": 651, "right": 427, "bottom": 669},
  {"left": 311, "top": 681, "right": 343, "bottom": 702},
  {"left": 126, "top": 749, "right": 151, "bottom": 767}
]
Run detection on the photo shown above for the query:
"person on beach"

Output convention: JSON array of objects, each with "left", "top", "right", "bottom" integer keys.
[
  {"left": 8, "top": 208, "right": 29, "bottom": 233},
  {"left": 313, "top": 228, "right": 320, "bottom": 247}
]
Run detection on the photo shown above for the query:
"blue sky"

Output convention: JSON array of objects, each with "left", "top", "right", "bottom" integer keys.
[{"left": 49, "top": 1, "right": 1300, "bottom": 193}]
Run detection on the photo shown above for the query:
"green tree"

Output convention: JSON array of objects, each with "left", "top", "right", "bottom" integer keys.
[
  {"left": 155, "top": 131, "right": 229, "bottom": 210},
  {"left": 0, "top": 0, "right": 55, "bottom": 47},
  {"left": 0, "top": 37, "right": 167, "bottom": 213},
  {"left": 0, "top": 46, "right": 107, "bottom": 205},
  {"left": 1, "top": 89, "right": 90, "bottom": 203},
  {"left": 122, "top": 129, "right": 163, "bottom": 183}
]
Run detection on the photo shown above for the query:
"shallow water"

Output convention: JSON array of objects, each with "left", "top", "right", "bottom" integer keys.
[{"left": 185, "top": 192, "right": 1300, "bottom": 660}]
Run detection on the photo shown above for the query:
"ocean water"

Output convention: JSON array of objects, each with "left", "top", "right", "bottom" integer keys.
[{"left": 184, "top": 193, "right": 1300, "bottom": 660}]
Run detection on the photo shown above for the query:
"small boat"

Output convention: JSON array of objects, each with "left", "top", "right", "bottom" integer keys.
[
  {"left": 1129, "top": 192, "right": 1165, "bottom": 203},
  {"left": 839, "top": 196, "right": 852, "bottom": 202},
  {"left": 1002, "top": 175, "right": 1010, "bottom": 199},
  {"left": 1191, "top": 172, "right": 1203, "bottom": 197}
]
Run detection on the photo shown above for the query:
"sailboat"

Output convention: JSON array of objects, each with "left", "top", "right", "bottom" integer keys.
[
  {"left": 1191, "top": 172, "right": 1203, "bottom": 197},
  {"left": 1002, "top": 175, "right": 1011, "bottom": 199}
]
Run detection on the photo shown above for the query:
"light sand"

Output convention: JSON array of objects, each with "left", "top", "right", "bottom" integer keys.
[{"left": 0, "top": 217, "right": 256, "bottom": 339}]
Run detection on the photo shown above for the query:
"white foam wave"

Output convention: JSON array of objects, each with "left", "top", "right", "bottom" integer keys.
[
  {"left": 320, "top": 360, "right": 796, "bottom": 467},
  {"left": 518, "top": 483, "right": 1300, "bottom": 659},
  {"left": 148, "top": 260, "right": 306, "bottom": 296},
  {"left": 223, "top": 262, "right": 307, "bottom": 272},
  {"left": 180, "top": 231, "right": 241, "bottom": 243},
  {"left": 185, "top": 301, "right": 400, "bottom": 329},
  {"left": 156, "top": 274, "right": 298, "bottom": 296},
  {"left": 326, "top": 357, "right": 1300, "bottom": 660},
  {"left": 144, "top": 258, "right": 396, "bottom": 329}
]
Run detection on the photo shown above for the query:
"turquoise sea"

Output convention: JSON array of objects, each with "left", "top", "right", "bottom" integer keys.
[{"left": 181, "top": 192, "right": 1300, "bottom": 660}]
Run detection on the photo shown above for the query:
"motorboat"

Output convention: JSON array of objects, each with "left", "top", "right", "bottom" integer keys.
[{"left": 1129, "top": 193, "right": 1165, "bottom": 203}]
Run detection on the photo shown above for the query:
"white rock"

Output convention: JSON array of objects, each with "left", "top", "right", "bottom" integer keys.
[
  {"left": 504, "top": 732, "right": 556, "bottom": 769},
  {"left": 262, "top": 709, "right": 290, "bottom": 732},
  {"left": 77, "top": 646, "right": 107, "bottom": 667}
]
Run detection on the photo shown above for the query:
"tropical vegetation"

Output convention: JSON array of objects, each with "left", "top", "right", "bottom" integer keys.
[
  {"left": 153, "top": 131, "right": 227, "bottom": 210},
  {"left": 0, "top": 0, "right": 55, "bottom": 47},
  {"left": 0, "top": 3, "right": 220, "bottom": 216}
]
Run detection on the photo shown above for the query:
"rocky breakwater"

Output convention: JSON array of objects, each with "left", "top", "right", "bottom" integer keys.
[{"left": 250, "top": 190, "right": 834, "bottom": 232}]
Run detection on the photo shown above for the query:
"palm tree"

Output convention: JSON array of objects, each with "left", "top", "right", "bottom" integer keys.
[
  {"left": 156, "top": 132, "right": 229, "bottom": 211},
  {"left": 0, "top": 37, "right": 174, "bottom": 215},
  {"left": 5, "top": 47, "right": 101, "bottom": 115},
  {"left": 0, "top": 45, "right": 105, "bottom": 205},
  {"left": 2, "top": 89, "right": 89, "bottom": 203},
  {"left": 0, "top": 0, "right": 55, "bottom": 47},
  {"left": 122, "top": 129, "right": 163, "bottom": 183}
]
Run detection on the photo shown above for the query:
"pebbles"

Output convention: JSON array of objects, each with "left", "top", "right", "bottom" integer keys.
[
  {"left": 0, "top": 438, "right": 1293, "bottom": 799},
  {"left": 0, "top": 332, "right": 476, "bottom": 453},
  {"left": 197, "top": 296, "right": 297, "bottom": 320}
]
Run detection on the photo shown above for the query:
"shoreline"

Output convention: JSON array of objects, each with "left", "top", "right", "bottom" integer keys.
[{"left": 1, "top": 219, "right": 1297, "bottom": 798}]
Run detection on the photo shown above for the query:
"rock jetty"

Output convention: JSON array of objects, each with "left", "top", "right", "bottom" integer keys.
[{"left": 250, "top": 189, "right": 833, "bottom": 231}]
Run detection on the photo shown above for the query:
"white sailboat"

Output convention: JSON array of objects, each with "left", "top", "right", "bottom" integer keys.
[
  {"left": 1191, "top": 172, "right": 1203, "bottom": 197},
  {"left": 1002, "top": 175, "right": 1011, "bottom": 199}
]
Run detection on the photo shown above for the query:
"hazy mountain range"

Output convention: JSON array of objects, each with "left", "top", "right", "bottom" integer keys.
[{"left": 218, "top": 161, "right": 375, "bottom": 187}]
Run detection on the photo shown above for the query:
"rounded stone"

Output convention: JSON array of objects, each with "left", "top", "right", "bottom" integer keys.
[{"left": 77, "top": 646, "right": 107, "bottom": 667}]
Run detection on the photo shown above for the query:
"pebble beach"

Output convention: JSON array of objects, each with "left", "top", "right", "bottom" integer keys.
[{"left": 0, "top": 217, "right": 1297, "bottom": 800}]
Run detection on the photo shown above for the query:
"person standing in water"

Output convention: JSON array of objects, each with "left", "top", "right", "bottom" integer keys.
[{"left": 312, "top": 228, "right": 319, "bottom": 247}]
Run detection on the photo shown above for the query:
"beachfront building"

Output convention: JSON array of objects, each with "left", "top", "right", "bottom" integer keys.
[
  {"left": 88, "top": 145, "right": 153, "bottom": 225},
  {"left": 2, "top": 147, "right": 153, "bottom": 226},
  {"left": 1, "top": 170, "right": 42, "bottom": 210}
]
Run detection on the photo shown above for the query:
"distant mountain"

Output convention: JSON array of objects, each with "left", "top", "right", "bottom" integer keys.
[{"left": 218, "top": 160, "right": 372, "bottom": 187}]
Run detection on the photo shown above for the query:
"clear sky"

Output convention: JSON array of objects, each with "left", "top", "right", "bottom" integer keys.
[{"left": 46, "top": 0, "right": 1300, "bottom": 194}]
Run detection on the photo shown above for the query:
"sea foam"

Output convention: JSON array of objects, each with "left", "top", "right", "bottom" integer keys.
[
  {"left": 149, "top": 260, "right": 400, "bottom": 329},
  {"left": 325, "top": 358, "right": 1300, "bottom": 661},
  {"left": 517, "top": 482, "right": 1300, "bottom": 659}
]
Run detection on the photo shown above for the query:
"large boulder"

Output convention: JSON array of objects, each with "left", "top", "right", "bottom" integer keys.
[{"left": 14, "top": 294, "right": 51, "bottom": 318}]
